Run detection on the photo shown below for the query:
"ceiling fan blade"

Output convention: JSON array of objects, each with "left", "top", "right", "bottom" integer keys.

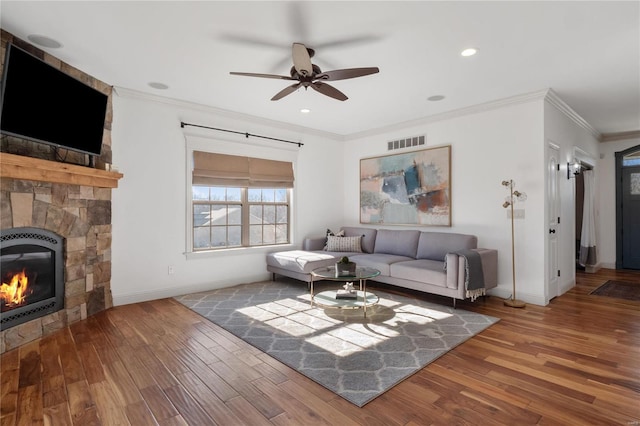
[
  {"left": 288, "top": 2, "right": 310, "bottom": 42},
  {"left": 292, "top": 43, "right": 313, "bottom": 76},
  {"left": 310, "top": 82, "right": 348, "bottom": 101},
  {"left": 271, "top": 83, "right": 301, "bottom": 101},
  {"left": 313, "top": 35, "right": 383, "bottom": 50},
  {"left": 219, "top": 34, "right": 284, "bottom": 49},
  {"left": 230, "top": 72, "right": 295, "bottom": 81},
  {"left": 315, "top": 67, "right": 380, "bottom": 81}
]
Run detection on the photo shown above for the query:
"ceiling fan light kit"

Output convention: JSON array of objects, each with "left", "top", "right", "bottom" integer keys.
[{"left": 230, "top": 42, "right": 379, "bottom": 101}]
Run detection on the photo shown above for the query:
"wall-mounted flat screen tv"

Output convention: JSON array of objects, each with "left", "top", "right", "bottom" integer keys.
[{"left": 0, "top": 43, "right": 108, "bottom": 157}]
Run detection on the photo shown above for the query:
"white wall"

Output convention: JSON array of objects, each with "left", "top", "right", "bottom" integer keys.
[
  {"left": 110, "top": 88, "right": 609, "bottom": 308},
  {"left": 343, "top": 97, "right": 547, "bottom": 305},
  {"left": 110, "top": 90, "right": 344, "bottom": 305},
  {"left": 543, "top": 97, "right": 600, "bottom": 299},
  {"left": 597, "top": 137, "right": 640, "bottom": 268}
]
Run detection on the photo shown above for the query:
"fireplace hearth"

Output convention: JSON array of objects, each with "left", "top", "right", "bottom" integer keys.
[{"left": 0, "top": 228, "right": 64, "bottom": 330}]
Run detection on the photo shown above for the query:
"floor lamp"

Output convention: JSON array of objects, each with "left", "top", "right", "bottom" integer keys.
[{"left": 502, "top": 179, "right": 526, "bottom": 308}]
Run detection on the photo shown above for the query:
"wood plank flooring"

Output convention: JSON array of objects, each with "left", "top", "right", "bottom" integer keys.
[{"left": 1, "top": 268, "right": 639, "bottom": 425}]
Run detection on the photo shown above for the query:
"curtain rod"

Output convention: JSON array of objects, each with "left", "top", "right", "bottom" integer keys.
[{"left": 180, "top": 122, "right": 304, "bottom": 147}]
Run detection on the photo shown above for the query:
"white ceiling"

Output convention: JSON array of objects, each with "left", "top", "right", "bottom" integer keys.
[{"left": 2, "top": 1, "right": 639, "bottom": 138}]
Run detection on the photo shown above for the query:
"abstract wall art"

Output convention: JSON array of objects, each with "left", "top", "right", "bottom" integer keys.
[{"left": 360, "top": 145, "right": 451, "bottom": 226}]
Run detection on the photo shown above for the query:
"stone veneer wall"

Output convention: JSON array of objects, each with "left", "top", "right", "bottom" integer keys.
[{"left": 0, "top": 30, "right": 115, "bottom": 353}]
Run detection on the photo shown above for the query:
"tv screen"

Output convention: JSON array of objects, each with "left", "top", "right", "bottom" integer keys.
[{"left": 0, "top": 43, "right": 108, "bottom": 157}]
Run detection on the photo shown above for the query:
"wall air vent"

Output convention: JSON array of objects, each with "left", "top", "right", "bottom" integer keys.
[{"left": 387, "top": 135, "right": 425, "bottom": 151}]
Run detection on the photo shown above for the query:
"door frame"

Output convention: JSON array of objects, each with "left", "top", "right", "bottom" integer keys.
[
  {"left": 572, "top": 147, "right": 596, "bottom": 270},
  {"left": 615, "top": 144, "right": 640, "bottom": 268}
]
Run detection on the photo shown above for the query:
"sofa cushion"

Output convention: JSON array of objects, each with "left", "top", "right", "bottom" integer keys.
[
  {"left": 341, "top": 227, "right": 377, "bottom": 253},
  {"left": 267, "top": 250, "right": 337, "bottom": 274},
  {"left": 325, "top": 235, "right": 362, "bottom": 252},
  {"left": 349, "top": 253, "right": 414, "bottom": 276},
  {"left": 373, "top": 229, "right": 420, "bottom": 258},
  {"left": 390, "top": 259, "right": 447, "bottom": 288},
  {"left": 416, "top": 232, "right": 477, "bottom": 261}
]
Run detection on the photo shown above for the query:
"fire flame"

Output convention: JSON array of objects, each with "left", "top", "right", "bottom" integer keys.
[{"left": 1, "top": 269, "right": 30, "bottom": 307}]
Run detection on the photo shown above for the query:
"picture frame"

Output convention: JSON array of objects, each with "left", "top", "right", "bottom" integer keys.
[{"left": 360, "top": 145, "right": 451, "bottom": 226}]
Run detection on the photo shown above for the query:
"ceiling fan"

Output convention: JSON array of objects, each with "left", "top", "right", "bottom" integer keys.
[{"left": 230, "top": 43, "right": 379, "bottom": 101}]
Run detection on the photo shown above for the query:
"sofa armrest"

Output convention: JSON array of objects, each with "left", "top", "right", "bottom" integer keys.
[
  {"left": 444, "top": 253, "right": 461, "bottom": 289},
  {"left": 302, "top": 237, "right": 326, "bottom": 251}
]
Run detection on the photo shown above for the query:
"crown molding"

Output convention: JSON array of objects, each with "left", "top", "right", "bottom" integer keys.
[
  {"left": 343, "top": 89, "right": 551, "bottom": 141},
  {"left": 543, "top": 89, "right": 601, "bottom": 140},
  {"left": 112, "top": 86, "right": 344, "bottom": 141},
  {"left": 114, "top": 86, "right": 603, "bottom": 144},
  {"left": 599, "top": 130, "right": 640, "bottom": 142}
]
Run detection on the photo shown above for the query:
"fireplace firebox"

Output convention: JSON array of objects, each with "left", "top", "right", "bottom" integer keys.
[{"left": 0, "top": 227, "right": 64, "bottom": 330}]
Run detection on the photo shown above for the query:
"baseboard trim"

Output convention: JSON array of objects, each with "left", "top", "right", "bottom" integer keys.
[
  {"left": 585, "top": 263, "right": 602, "bottom": 273},
  {"left": 487, "top": 286, "right": 547, "bottom": 306},
  {"left": 559, "top": 280, "right": 575, "bottom": 296},
  {"left": 112, "top": 273, "right": 270, "bottom": 306},
  {"left": 114, "top": 277, "right": 550, "bottom": 307}
]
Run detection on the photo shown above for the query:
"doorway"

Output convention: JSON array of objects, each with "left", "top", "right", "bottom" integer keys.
[
  {"left": 616, "top": 145, "right": 640, "bottom": 270},
  {"left": 574, "top": 163, "right": 593, "bottom": 271}
]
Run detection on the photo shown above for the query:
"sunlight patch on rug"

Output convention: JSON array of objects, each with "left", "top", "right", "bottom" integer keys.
[{"left": 175, "top": 280, "right": 499, "bottom": 406}]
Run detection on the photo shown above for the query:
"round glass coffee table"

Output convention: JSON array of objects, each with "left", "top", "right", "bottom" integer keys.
[{"left": 310, "top": 266, "right": 380, "bottom": 317}]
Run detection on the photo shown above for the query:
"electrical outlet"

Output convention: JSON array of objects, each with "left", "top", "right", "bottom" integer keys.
[
  {"left": 507, "top": 209, "right": 525, "bottom": 219},
  {"left": 168, "top": 265, "right": 175, "bottom": 275}
]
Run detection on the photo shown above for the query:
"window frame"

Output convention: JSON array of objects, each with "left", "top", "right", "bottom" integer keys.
[{"left": 184, "top": 134, "right": 298, "bottom": 258}]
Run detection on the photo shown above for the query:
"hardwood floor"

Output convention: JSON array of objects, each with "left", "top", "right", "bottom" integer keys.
[{"left": 2, "top": 269, "right": 639, "bottom": 425}]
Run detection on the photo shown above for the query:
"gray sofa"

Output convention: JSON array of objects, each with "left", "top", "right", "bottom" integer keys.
[{"left": 266, "top": 226, "right": 498, "bottom": 306}]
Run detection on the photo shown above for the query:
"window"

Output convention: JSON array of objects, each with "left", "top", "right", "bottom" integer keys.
[
  {"left": 192, "top": 186, "right": 290, "bottom": 250},
  {"left": 190, "top": 151, "right": 294, "bottom": 252},
  {"left": 248, "top": 188, "right": 290, "bottom": 246},
  {"left": 622, "top": 151, "right": 640, "bottom": 167}
]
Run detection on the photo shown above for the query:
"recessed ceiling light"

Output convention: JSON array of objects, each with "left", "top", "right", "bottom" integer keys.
[
  {"left": 300, "top": 108, "right": 311, "bottom": 114},
  {"left": 428, "top": 95, "right": 445, "bottom": 102},
  {"left": 27, "top": 34, "right": 62, "bottom": 49},
  {"left": 461, "top": 48, "right": 478, "bottom": 57},
  {"left": 148, "top": 82, "right": 169, "bottom": 90}
]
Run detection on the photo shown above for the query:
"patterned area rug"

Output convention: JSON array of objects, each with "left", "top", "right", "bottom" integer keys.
[
  {"left": 590, "top": 280, "right": 640, "bottom": 301},
  {"left": 175, "top": 280, "right": 499, "bottom": 407}
]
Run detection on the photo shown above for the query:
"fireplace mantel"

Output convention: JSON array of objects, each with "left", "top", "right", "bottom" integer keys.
[{"left": 0, "top": 152, "right": 123, "bottom": 188}]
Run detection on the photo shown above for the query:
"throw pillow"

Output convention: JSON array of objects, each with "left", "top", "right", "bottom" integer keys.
[
  {"left": 323, "top": 229, "right": 344, "bottom": 250},
  {"left": 325, "top": 235, "right": 362, "bottom": 252}
]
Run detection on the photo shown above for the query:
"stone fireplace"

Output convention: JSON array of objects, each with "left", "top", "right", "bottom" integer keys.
[
  {"left": 0, "top": 30, "right": 122, "bottom": 353},
  {"left": 0, "top": 163, "right": 122, "bottom": 353}
]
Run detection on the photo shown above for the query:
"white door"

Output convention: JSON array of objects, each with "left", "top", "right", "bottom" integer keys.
[{"left": 547, "top": 143, "right": 560, "bottom": 300}]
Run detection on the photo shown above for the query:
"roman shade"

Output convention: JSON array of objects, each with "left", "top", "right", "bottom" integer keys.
[{"left": 193, "top": 151, "right": 294, "bottom": 188}]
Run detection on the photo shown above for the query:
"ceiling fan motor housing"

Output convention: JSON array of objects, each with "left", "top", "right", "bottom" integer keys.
[{"left": 289, "top": 64, "right": 322, "bottom": 82}]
